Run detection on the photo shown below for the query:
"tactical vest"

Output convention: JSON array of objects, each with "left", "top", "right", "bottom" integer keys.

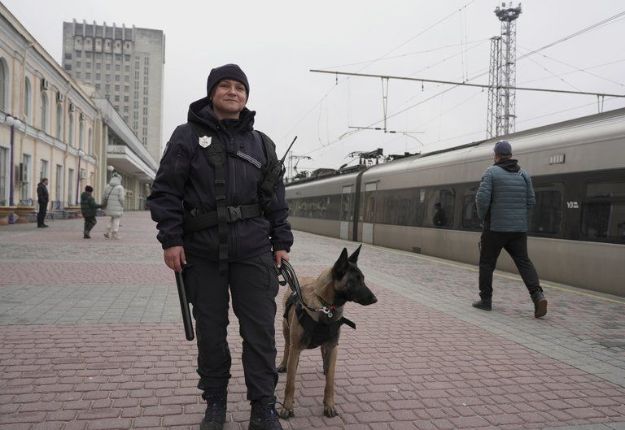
[{"left": 184, "top": 121, "right": 284, "bottom": 272}]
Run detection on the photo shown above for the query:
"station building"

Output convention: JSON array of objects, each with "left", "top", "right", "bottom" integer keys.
[{"left": 0, "top": 3, "right": 158, "bottom": 223}]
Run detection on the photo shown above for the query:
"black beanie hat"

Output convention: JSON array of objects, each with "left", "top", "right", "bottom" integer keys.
[
  {"left": 85, "top": 185, "right": 93, "bottom": 192},
  {"left": 206, "top": 64, "right": 249, "bottom": 97}
]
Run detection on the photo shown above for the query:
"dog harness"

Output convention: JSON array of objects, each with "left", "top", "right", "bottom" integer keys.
[
  {"left": 283, "top": 294, "right": 355, "bottom": 349},
  {"left": 278, "top": 260, "right": 356, "bottom": 349}
]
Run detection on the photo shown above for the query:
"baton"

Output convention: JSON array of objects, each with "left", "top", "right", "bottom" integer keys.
[{"left": 175, "top": 270, "right": 195, "bottom": 341}]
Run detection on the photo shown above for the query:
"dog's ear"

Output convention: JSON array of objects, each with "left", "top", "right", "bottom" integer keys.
[
  {"left": 348, "top": 244, "right": 362, "bottom": 263},
  {"left": 332, "top": 248, "right": 349, "bottom": 279}
]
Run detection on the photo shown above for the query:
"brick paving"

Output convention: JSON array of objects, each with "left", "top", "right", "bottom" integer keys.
[{"left": 1, "top": 212, "right": 624, "bottom": 430}]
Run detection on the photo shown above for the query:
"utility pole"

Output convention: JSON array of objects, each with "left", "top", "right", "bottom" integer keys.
[{"left": 487, "top": 2, "right": 522, "bottom": 138}]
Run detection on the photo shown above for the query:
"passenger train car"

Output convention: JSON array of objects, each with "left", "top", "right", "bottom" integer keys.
[{"left": 286, "top": 108, "right": 625, "bottom": 296}]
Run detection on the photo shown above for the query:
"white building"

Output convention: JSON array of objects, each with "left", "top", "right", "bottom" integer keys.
[
  {"left": 0, "top": 3, "right": 157, "bottom": 223},
  {"left": 62, "top": 20, "right": 165, "bottom": 163}
]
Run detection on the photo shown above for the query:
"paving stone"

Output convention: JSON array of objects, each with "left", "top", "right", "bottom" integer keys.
[{"left": 1, "top": 212, "right": 625, "bottom": 429}]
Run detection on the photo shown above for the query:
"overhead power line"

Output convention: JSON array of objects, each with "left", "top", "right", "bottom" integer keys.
[
  {"left": 309, "top": 69, "right": 625, "bottom": 99},
  {"left": 517, "top": 9, "right": 625, "bottom": 61}
]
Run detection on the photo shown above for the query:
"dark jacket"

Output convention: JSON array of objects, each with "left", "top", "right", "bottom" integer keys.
[
  {"left": 37, "top": 182, "right": 49, "bottom": 204},
  {"left": 80, "top": 192, "right": 100, "bottom": 217},
  {"left": 148, "top": 96, "right": 293, "bottom": 260},
  {"left": 475, "top": 159, "right": 536, "bottom": 232}
]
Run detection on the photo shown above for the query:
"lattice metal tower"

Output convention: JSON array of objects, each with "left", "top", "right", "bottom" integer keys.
[{"left": 486, "top": 3, "right": 522, "bottom": 138}]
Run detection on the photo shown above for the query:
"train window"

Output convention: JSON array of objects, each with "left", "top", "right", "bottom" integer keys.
[
  {"left": 379, "top": 188, "right": 423, "bottom": 226},
  {"left": 581, "top": 182, "right": 625, "bottom": 243},
  {"left": 424, "top": 188, "right": 455, "bottom": 228},
  {"left": 462, "top": 187, "right": 481, "bottom": 230},
  {"left": 340, "top": 192, "right": 353, "bottom": 221},
  {"left": 364, "top": 192, "right": 375, "bottom": 222},
  {"left": 529, "top": 184, "right": 563, "bottom": 235}
]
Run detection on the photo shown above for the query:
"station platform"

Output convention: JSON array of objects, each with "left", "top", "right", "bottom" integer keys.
[{"left": 1, "top": 212, "right": 624, "bottom": 430}]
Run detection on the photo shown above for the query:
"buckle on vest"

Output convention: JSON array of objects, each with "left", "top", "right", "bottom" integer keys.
[{"left": 227, "top": 206, "right": 242, "bottom": 222}]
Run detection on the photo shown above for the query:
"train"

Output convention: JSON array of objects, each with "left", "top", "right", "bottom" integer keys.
[{"left": 285, "top": 107, "right": 625, "bottom": 297}]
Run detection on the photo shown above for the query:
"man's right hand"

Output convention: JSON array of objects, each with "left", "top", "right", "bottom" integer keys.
[{"left": 164, "top": 246, "right": 186, "bottom": 272}]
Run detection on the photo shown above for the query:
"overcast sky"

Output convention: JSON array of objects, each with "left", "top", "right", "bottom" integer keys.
[{"left": 4, "top": 0, "right": 625, "bottom": 174}]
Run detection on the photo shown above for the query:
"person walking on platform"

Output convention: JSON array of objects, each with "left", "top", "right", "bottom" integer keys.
[
  {"left": 80, "top": 185, "right": 101, "bottom": 239},
  {"left": 148, "top": 64, "right": 293, "bottom": 430},
  {"left": 473, "top": 140, "right": 548, "bottom": 318},
  {"left": 36, "top": 178, "right": 49, "bottom": 228},
  {"left": 102, "top": 173, "right": 125, "bottom": 240}
]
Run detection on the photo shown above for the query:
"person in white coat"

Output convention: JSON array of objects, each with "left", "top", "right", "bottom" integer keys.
[{"left": 103, "top": 173, "right": 125, "bottom": 239}]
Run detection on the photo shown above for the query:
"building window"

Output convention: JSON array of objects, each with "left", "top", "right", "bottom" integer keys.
[
  {"left": 65, "top": 53, "right": 72, "bottom": 60},
  {"left": 55, "top": 164, "right": 62, "bottom": 203},
  {"left": 21, "top": 154, "right": 31, "bottom": 200},
  {"left": 24, "top": 77, "right": 32, "bottom": 122},
  {"left": 0, "top": 147, "right": 8, "bottom": 205},
  {"left": 75, "top": 51, "right": 82, "bottom": 58},
  {"left": 40, "top": 92, "right": 48, "bottom": 132},
  {"left": 68, "top": 112, "right": 74, "bottom": 146},
  {"left": 67, "top": 168, "right": 74, "bottom": 205},
  {"left": 76, "top": 61, "right": 81, "bottom": 68},
  {"left": 79, "top": 118, "right": 84, "bottom": 151},
  {"left": 88, "top": 128, "right": 93, "bottom": 155},
  {"left": 0, "top": 59, "right": 7, "bottom": 111},
  {"left": 56, "top": 102, "right": 62, "bottom": 139},
  {"left": 40, "top": 159, "right": 48, "bottom": 181}
]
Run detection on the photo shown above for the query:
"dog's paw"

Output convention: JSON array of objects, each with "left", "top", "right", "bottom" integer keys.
[
  {"left": 278, "top": 407, "right": 294, "bottom": 419},
  {"left": 323, "top": 404, "right": 338, "bottom": 417},
  {"left": 277, "top": 364, "right": 286, "bottom": 373}
]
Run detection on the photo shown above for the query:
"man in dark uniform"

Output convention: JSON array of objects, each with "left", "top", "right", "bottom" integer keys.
[
  {"left": 36, "top": 178, "right": 49, "bottom": 228},
  {"left": 148, "top": 64, "right": 292, "bottom": 430}
]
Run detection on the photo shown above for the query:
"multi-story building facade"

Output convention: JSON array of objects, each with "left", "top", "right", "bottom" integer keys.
[
  {"left": 0, "top": 3, "right": 157, "bottom": 223},
  {"left": 62, "top": 20, "right": 165, "bottom": 162}
]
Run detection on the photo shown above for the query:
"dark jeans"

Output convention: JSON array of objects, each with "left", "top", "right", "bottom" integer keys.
[
  {"left": 84, "top": 216, "right": 97, "bottom": 233},
  {"left": 37, "top": 202, "right": 48, "bottom": 226},
  {"left": 479, "top": 231, "right": 541, "bottom": 301},
  {"left": 184, "top": 252, "right": 279, "bottom": 401}
]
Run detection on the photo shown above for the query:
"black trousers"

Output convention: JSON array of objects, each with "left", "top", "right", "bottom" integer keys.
[
  {"left": 37, "top": 202, "right": 47, "bottom": 226},
  {"left": 478, "top": 231, "right": 541, "bottom": 300},
  {"left": 84, "top": 216, "right": 97, "bottom": 233},
  {"left": 184, "top": 252, "right": 279, "bottom": 401}
]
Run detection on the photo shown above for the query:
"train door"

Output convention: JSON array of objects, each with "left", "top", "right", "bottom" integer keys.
[
  {"left": 340, "top": 185, "right": 353, "bottom": 240},
  {"left": 362, "top": 182, "right": 377, "bottom": 244}
]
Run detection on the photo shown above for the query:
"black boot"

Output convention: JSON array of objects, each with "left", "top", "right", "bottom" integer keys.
[
  {"left": 531, "top": 290, "right": 548, "bottom": 318},
  {"left": 200, "top": 392, "right": 227, "bottom": 430},
  {"left": 248, "top": 397, "right": 283, "bottom": 430},
  {"left": 472, "top": 298, "right": 492, "bottom": 311}
]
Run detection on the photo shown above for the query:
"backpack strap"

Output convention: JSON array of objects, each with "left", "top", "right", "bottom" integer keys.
[{"left": 253, "top": 130, "right": 284, "bottom": 214}]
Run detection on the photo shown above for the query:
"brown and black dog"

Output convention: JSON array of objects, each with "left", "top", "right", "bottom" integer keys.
[{"left": 277, "top": 245, "right": 377, "bottom": 419}]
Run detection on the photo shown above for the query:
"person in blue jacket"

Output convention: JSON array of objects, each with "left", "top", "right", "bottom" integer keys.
[
  {"left": 148, "top": 64, "right": 292, "bottom": 430},
  {"left": 474, "top": 140, "right": 547, "bottom": 318}
]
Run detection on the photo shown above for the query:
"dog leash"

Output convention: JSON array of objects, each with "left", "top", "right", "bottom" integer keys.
[{"left": 277, "top": 260, "right": 337, "bottom": 318}]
